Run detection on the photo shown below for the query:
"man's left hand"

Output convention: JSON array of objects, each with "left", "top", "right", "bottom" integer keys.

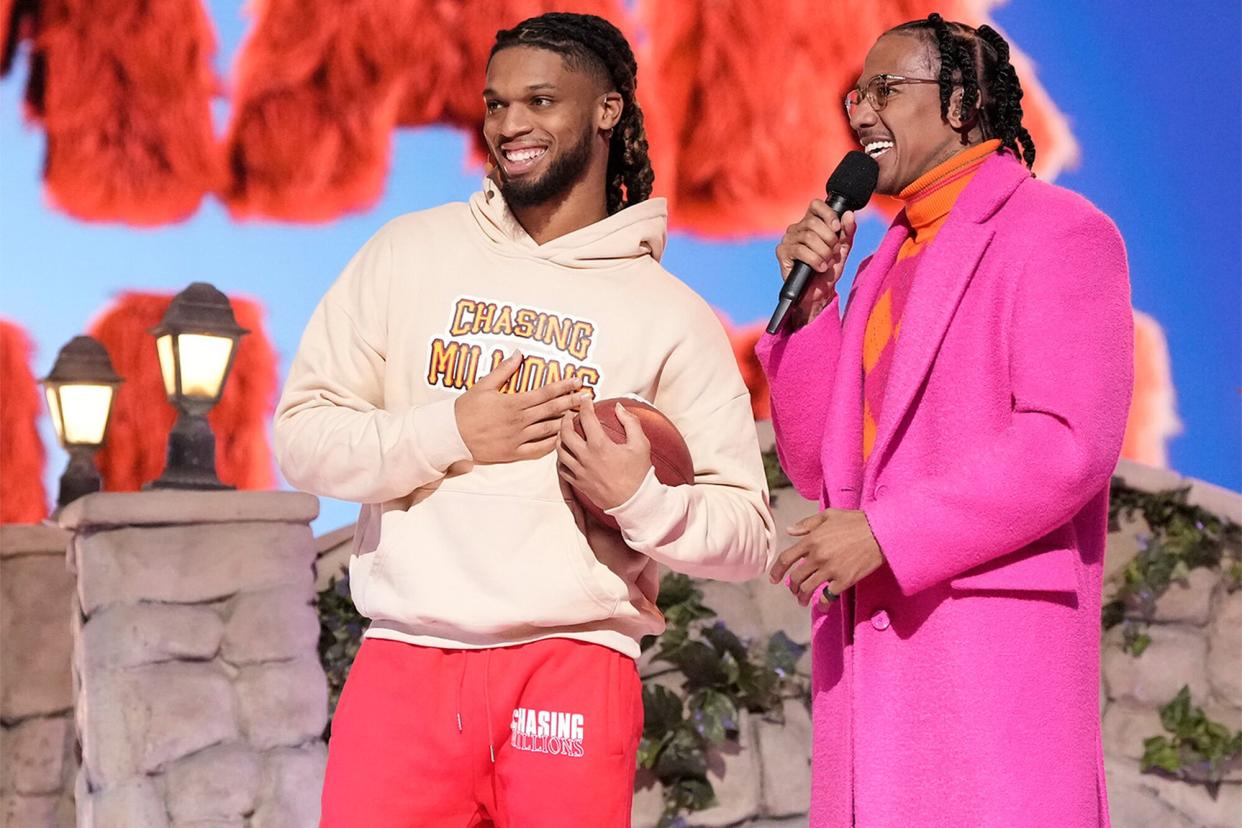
[
  {"left": 557, "top": 401, "right": 653, "bottom": 512},
  {"left": 769, "top": 509, "right": 885, "bottom": 606}
]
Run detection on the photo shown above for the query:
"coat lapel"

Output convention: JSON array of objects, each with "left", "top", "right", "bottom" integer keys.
[
  {"left": 822, "top": 222, "right": 909, "bottom": 508},
  {"left": 864, "top": 154, "right": 1033, "bottom": 489}
]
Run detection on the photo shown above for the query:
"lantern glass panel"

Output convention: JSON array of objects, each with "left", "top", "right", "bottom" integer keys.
[
  {"left": 57, "top": 384, "right": 114, "bottom": 445},
  {"left": 156, "top": 335, "right": 177, "bottom": 397},
  {"left": 46, "top": 387, "right": 65, "bottom": 441},
  {"left": 176, "top": 333, "right": 234, "bottom": 399}
]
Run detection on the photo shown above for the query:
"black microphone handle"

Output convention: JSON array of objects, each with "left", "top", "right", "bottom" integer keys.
[{"left": 764, "top": 192, "right": 853, "bottom": 335}]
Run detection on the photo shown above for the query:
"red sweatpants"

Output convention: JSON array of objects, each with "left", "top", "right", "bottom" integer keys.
[{"left": 321, "top": 637, "right": 643, "bottom": 827}]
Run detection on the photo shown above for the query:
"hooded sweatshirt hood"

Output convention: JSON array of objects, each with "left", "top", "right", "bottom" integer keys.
[{"left": 470, "top": 176, "right": 668, "bottom": 267}]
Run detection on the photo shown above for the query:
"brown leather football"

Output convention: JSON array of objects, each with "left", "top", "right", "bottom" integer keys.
[{"left": 570, "top": 397, "right": 695, "bottom": 530}]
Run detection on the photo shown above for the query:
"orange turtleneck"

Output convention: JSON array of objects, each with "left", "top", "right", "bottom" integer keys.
[
  {"left": 860, "top": 140, "right": 1001, "bottom": 460},
  {"left": 896, "top": 139, "right": 1002, "bottom": 260}
]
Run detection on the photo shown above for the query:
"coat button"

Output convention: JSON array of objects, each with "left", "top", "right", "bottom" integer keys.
[{"left": 870, "top": 610, "right": 891, "bottom": 631}]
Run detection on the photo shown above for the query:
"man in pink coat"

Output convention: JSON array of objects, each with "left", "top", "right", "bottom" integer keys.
[{"left": 757, "top": 14, "right": 1133, "bottom": 827}]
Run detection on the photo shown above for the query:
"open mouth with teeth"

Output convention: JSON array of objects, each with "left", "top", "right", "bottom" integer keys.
[
  {"left": 864, "top": 140, "right": 894, "bottom": 160},
  {"left": 500, "top": 146, "right": 548, "bottom": 175}
]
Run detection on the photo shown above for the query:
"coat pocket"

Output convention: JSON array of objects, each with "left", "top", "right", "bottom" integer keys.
[{"left": 949, "top": 530, "right": 1080, "bottom": 594}]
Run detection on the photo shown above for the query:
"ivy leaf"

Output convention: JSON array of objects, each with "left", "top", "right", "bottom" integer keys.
[
  {"left": 643, "top": 685, "right": 685, "bottom": 740},
  {"left": 670, "top": 640, "right": 727, "bottom": 688},
  {"left": 1142, "top": 736, "right": 1182, "bottom": 773},
  {"left": 1160, "top": 686, "right": 1193, "bottom": 733},
  {"left": 766, "top": 630, "right": 807, "bottom": 676},
  {"left": 702, "top": 622, "right": 748, "bottom": 661}
]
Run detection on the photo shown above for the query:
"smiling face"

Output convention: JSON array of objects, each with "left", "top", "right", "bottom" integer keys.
[
  {"left": 850, "top": 33, "right": 973, "bottom": 196},
  {"left": 483, "top": 46, "right": 618, "bottom": 211}
]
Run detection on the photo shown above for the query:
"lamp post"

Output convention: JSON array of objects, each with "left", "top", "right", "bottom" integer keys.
[
  {"left": 148, "top": 282, "right": 248, "bottom": 490},
  {"left": 41, "top": 336, "right": 123, "bottom": 508}
]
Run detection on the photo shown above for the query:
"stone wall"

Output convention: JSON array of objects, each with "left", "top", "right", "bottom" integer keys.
[
  {"left": 1101, "top": 464, "right": 1242, "bottom": 828},
  {"left": 59, "top": 491, "right": 328, "bottom": 828},
  {"left": 1, "top": 524, "right": 76, "bottom": 827}
]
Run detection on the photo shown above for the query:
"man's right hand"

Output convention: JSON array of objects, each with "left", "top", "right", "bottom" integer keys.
[
  {"left": 776, "top": 203, "right": 857, "bottom": 326},
  {"left": 455, "top": 350, "right": 590, "bottom": 463}
]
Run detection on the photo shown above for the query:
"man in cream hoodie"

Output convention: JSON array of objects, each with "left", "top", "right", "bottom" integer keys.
[{"left": 276, "top": 12, "right": 774, "bottom": 827}]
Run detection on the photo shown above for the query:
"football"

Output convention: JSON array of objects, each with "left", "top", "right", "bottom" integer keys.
[{"left": 569, "top": 397, "right": 695, "bottom": 530}]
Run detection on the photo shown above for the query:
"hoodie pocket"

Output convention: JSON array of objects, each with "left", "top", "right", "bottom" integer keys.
[{"left": 359, "top": 491, "right": 624, "bottom": 636}]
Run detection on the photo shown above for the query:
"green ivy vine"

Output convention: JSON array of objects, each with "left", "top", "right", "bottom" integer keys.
[{"left": 1142, "top": 686, "right": 1242, "bottom": 795}]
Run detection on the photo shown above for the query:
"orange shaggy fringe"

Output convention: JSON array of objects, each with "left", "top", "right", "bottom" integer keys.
[
  {"left": 0, "top": 320, "right": 49, "bottom": 523},
  {"left": 17, "top": 0, "right": 221, "bottom": 224},
  {"left": 641, "top": 0, "right": 1078, "bottom": 235},
  {"left": 223, "top": 0, "right": 632, "bottom": 221},
  {"left": 88, "top": 292, "right": 277, "bottom": 491}
]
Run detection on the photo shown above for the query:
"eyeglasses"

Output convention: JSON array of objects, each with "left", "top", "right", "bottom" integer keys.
[{"left": 844, "top": 74, "right": 940, "bottom": 116}]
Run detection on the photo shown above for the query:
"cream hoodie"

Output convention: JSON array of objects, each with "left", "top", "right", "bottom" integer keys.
[{"left": 275, "top": 180, "right": 775, "bottom": 658}]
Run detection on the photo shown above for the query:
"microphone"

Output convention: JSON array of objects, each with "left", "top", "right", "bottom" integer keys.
[{"left": 766, "top": 151, "right": 879, "bottom": 334}]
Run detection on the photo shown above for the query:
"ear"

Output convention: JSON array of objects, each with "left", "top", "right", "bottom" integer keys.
[
  {"left": 947, "top": 86, "right": 980, "bottom": 132},
  {"left": 598, "top": 91, "right": 623, "bottom": 132}
]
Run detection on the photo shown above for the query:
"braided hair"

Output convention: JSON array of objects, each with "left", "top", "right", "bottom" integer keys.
[
  {"left": 490, "top": 13, "right": 654, "bottom": 214},
  {"left": 890, "top": 14, "right": 1036, "bottom": 169}
]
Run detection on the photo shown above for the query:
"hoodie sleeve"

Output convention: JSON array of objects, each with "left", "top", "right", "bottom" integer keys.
[
  {"left": 274, "top": 223, "right": 471, "bottom": 503},
  {"left": 604, "top": 297, "right": 777, "bottom": 581}
]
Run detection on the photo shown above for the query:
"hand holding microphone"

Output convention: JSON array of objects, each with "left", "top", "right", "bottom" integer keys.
[{"left": 767, "top": 151, "right": 879, "bottom": 333}]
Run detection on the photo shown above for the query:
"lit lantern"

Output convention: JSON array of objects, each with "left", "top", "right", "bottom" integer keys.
[
  {"left": 40, "top": 336, "right": 123, "bottom": 507},
  {"left": 148, "top": 282, "right": 248, "bottom": 489}
]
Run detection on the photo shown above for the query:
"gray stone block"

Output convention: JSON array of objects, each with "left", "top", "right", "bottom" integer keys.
[
  {"left": 1102, "top": 624, "right": 1209, "bottom": 706},
  {"left": 752, "top": 580, "right": 811, "bottom": 647},
  {"left": 1, "top": 555, "right": 74, "bottom": 720},
  {"left": 235, "top": 659, "right": 327, "bottom": 751},
  {"left": 1151, "top": 568, "right": 1220, "bottom": 626},
  {"left": 85, "top": 776, "right": 168, "bottom": 828},
  {"left": 76, "top": 522, "right": 314, "bottom": 614},
  {"left": 1101, "top": 700, "right": 1163, "bottom": 763},
  {"left": 58, "top": 491, "right": 318, "bottom": 531},
  {"left": 82, "top": 662, "right": 238, "bottom": 787},
  {"left": 221, "top": 587, "right": 319, "bottom": 666},
  {"left": 1, "top": 793, "right": 64, "bottom": 828},
  {"left": 698, "top": 581, "right": 765, "bottom": 644},
  {"left": 5, "top": 716, "right": 70, "bottom": 796},
  {"left": 631, "top": 769, "right": 664, "bottom": 828},
  {"left": 1208, "top": 589, "right": 1242, "bottom": 708},
  {"left": 81, "top": 604, "right": 223, "bottom": 671},
  {"left": 1107, "top": 757, "right": 1241, "bottom": 828},
  {"left": 165, "top": 742, "right": 261, "bottom": 823},
  {"left": 687, "top": 711, "right": 760, "bottom": 827},
  {"left": 251, "top": 743, "right": 328, "bottom": 828},
  {"left": 756, "top": 700, "right": 811, "bottom": 818}
]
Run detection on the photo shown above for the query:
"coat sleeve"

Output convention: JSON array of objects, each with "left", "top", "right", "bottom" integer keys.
[
  {"left": 274, "top": 224, "right": 471, "bottom": 503},
  {"left": 753, "top": 296, "right": 845, "bottom": 501},
  {"left": 604, "top": 298, "right": 777, "bottom": 581},
  {"left": 863, "top": 212, "right": 1134, "bottom": 595}
]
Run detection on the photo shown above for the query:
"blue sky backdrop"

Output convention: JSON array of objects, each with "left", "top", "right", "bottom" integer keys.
[{"left": 2, "top": 1, "right": 1237, "bottom": 533}]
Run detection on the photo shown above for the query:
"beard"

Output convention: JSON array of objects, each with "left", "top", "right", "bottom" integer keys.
[{"left": 498, "top": 124, "right": 596, "bottom": 211}]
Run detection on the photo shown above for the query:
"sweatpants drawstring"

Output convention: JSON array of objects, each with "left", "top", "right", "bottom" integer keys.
[
  {"left": 484, "top": 648, "right": 495, "bottom": 763},
  {"left": 455, "top": 652, "right": 467, "bottom": 734}
]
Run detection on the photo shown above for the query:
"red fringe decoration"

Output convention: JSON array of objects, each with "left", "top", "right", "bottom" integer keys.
[
  {"left": 718, "top": 313, "right": 771, "bottom": 421},
  {"left": 641, "top": 0, "right": 1078, "bottom": 235},
  {"left": 223, "top": 0, "right": 636, "bottom": 221},
  {"left": 0, "top": 320, "right": 49, "bottom": 523},
  {"left": 28, "top": 0, "right": 220, "bottom": 224},
  {"left": 88, "top": 292, "right": 278, "bottom": 491}
]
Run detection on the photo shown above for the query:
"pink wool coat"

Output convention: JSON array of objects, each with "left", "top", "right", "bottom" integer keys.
[{"left": 756, "top": 153, "right": 1133, "bottom": 828}]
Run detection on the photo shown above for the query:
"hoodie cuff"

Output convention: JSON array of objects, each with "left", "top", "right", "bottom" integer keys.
[
  {"left": 411, "top": 396, "right": 473, "bottom": 471},
  {"left": 605, "top": 466, "right": 687, "bottom": 550}
]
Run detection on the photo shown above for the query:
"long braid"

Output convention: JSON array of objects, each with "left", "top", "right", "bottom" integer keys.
[
  {"left": 491, "top": 13, "right": 654, "bottom": 213},
  {"left": 891, "top": 14, "right": 1036, "bottom": 170}
]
